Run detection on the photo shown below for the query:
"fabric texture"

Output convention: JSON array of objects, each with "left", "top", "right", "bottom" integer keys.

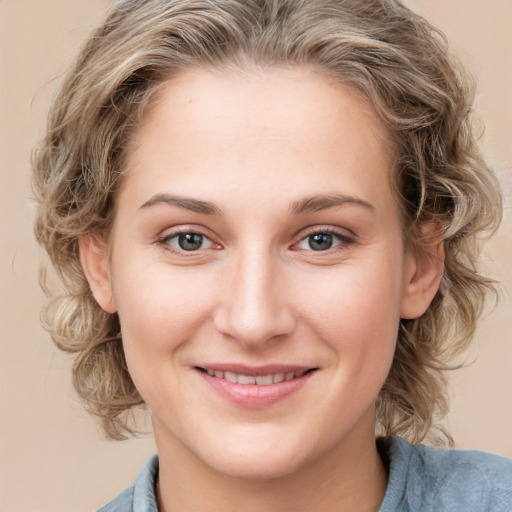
[{"left": 96, "top": 437, "right": 512, "bottom": 512}]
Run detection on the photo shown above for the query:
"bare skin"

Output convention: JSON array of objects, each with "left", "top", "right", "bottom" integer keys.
[{"left": 80, "top": 66, "right": 443, "bottom": 511}]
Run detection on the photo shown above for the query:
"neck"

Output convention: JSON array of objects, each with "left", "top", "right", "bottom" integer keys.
[{"left": 154, "top": 422, "right": 387, "bottom": 512}]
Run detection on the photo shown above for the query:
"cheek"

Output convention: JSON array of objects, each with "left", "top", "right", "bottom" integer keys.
[
  {"left": 112, "top": 261, "right": 217, "bottom": 370},
  {"left": 111, "top": 265, "right": 215, "bottom": 411},
  {"left": 301, "top": 259, "right": 403, "bottom": 334},
  {"left": 297, "top": 258, "right": 403, "bottom": 382}
]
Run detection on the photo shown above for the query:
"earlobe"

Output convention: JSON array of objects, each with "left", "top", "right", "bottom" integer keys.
[
  {"left": 79, "top": 235, "right": 117, "bottom": 314},
  {"left": 400, "top": 226, "right": 444, "bottom": 320}
]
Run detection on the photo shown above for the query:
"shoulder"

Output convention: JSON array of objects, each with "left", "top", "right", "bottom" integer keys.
[
  {"left": 380, "top": 436, "right": 512, "bottom": 512},
  {"left": 96, "top": 455, "right": 159, "bottom": 512}
]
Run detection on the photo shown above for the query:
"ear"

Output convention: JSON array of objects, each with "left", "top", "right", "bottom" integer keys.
[
  {"left": 79, "top": 235, "right": 117, "bottom": 314},
  {"left": 400, "top": 225, "right": 444, "bottom": 320}
]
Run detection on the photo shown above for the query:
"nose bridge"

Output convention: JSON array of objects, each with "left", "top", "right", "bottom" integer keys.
[{"left": 214, "top": 243, "right": 295, "bottom": 347}]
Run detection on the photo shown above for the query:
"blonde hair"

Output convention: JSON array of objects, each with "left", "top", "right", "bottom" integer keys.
[{"left": 32, "top": 0, "right": 502, "bottom": 441}]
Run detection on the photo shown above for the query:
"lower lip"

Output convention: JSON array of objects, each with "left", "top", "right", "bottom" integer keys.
[{"left": 196, "top": 370, "right": 316, "bottom": 409}]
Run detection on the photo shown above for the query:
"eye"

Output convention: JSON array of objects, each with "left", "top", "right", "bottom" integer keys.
[
  {"left": 295, "top": 230, "right": 351, "bottom": 252},
  {"left": 161, "top": 231, "right": 216, "bottom": 252}
]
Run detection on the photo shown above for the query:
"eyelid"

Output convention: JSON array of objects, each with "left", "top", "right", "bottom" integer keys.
[
  {"left": 154, "top": 224, "right": 355, "bottom": 256},
  {"left": 292, "top": 226, "right": 355, "bottom": 251},
  {"left": 156, "top": 225, "right": 221, "bottom": 255}
]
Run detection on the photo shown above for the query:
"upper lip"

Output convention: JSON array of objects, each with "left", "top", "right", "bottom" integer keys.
[{"left": 194, "top": 363, "right": 317, "bottom": 376}]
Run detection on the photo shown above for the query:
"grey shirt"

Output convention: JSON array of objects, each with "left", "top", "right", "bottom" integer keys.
[{"left": 97, "top": 436, "right": 512, "bottom": 511}]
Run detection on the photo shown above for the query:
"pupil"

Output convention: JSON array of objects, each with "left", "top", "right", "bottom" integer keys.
[
  {"left": 309, "top": 233, "right": 333, "bottom": 251},
  {"left": 178, "top": 233, "right": 203, "bottom": 251}
]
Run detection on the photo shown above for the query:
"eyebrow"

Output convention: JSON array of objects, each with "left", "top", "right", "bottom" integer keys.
[
  {"left": 138, "top": 192, "right": 375, "bottom": 216},
  {"left": 139, "top": 193, "right": 223, "bottom": 215},
  {"left": 289, "top": 194, "right": 376, "bottom": 215}
]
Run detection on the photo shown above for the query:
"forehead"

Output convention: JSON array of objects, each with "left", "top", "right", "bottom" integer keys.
[{"left": 121, "top": 66, "right": 397, "bottom": 217}]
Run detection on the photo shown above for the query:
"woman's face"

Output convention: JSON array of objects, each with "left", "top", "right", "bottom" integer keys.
[{"left": 85, "top": 67, "right": 437, "bottom": 479}]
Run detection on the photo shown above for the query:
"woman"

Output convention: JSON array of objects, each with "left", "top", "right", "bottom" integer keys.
[{"left": 32, "top": 0, "right": 512, "bottom": 510}]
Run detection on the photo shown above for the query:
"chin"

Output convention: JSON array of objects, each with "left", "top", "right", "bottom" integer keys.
[
  {"left": 192, "top": 426, "right": 319, "bottom": 481},
  {"left": 205, "top": 448, "right": 309, "bottom": 481}
]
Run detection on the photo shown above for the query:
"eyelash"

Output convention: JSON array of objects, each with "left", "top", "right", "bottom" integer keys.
[
  {"left": 293, "top": 228, "right": 354, "bottom": 253},
  {"left": 156, "top": 229, "right": 218, "bottom": 256},
  {"left": 156, "top": 226, "right": 354, "bottom": 257}
]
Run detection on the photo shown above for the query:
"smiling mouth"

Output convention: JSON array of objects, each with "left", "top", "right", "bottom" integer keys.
[{"left": 195, "top": 367, "right": 317, "bottom": 385}]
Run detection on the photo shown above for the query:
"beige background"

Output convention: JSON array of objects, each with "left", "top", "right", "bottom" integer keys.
[{"left": 0, "top": 1, "right": 511, "bottom": 511}]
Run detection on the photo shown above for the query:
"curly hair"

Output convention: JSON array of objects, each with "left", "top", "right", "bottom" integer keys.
[{"left": 32, "top": 0, "right": 502, "bottom": 441}]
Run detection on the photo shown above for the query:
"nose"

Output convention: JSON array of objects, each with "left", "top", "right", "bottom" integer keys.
[{"left": 213, "top": 248, "right": 296, "bottom": 349}]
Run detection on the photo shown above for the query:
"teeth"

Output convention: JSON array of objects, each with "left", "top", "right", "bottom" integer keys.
[
  {"left": 273, "top": 373, "right": 285, "bottom": 383},
  {"left": 224, "top": 371, "right": 238, "bottom": 383},
  {"left": 238, "top": 374, "right": 256, "bottom": 384},
  {"left": 256, "top": 375, "right": 273, "bottom": 385},
  {"left": 203, "top": 368, "right": 308, "bottom": 385}
]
